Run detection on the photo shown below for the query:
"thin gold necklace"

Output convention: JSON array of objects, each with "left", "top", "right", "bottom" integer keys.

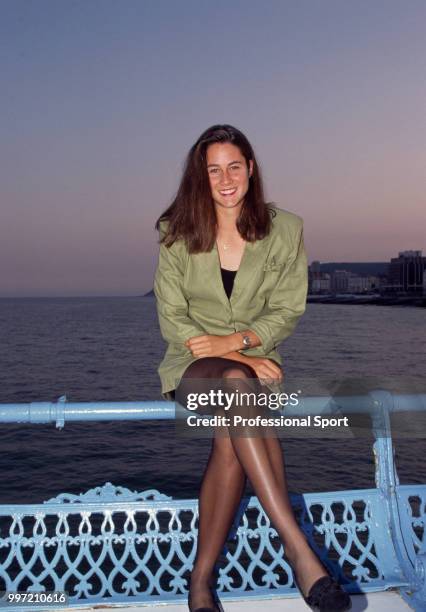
[{"left": 216, "top": 237, "right": 232, "bottom": 250}]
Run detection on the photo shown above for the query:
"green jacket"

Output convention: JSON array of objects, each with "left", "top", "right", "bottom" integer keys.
[{"left": 153, "top": 205, "right": 308, "bottom": 399}]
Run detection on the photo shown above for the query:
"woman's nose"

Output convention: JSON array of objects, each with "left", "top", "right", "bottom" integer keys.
[{"left": 220, "top": 169, "right": 232, "bottom": 185}]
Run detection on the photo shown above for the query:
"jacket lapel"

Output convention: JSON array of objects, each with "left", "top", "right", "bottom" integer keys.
[{"left": 200, "top": 243, "right": 230, "bottom": 308}]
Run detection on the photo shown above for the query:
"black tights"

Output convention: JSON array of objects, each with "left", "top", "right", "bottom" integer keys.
[{"left": 174, "top": 357, "right": 329, "bottom": 610}]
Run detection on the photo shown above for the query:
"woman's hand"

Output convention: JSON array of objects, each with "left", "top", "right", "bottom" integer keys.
[
  {"left": 185, "top": 334, "right": 236, "bottom": 358},
  {"left": 243, "top": 357, "right": 284, "bottom": 386},
  {"left": 184, "top": 335, "right": 283, "bottom": 385}
]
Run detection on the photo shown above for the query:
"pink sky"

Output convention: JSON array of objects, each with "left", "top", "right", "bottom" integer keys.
[{"left": 1, "top": 0, "right": 425, "bottom": 296}]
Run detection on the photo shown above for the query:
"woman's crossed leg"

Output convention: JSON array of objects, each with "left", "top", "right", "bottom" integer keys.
[{"left": 175, "top": 357, "right": 328, "bottom": 611}]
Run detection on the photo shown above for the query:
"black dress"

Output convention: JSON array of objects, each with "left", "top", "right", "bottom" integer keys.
[{"left": 220, "top": 267, "right": 237, "bottom": 299}]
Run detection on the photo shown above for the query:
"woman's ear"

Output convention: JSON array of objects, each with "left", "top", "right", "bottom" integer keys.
[{"left": 248, "top": 159, "right": 254, "bottom": 177}]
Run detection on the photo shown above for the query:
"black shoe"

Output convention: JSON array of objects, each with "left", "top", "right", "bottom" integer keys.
[{"left": 296, "top": 574, "right": 351, "bottom": 612}]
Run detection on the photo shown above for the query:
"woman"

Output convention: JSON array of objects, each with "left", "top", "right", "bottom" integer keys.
[{"left": 153, "top": 125, "right": 351, "bottom": 612}]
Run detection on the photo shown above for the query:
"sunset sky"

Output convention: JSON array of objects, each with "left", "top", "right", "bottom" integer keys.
[{"left": 1, "top": 0, "right": 425, "bottom": 297}]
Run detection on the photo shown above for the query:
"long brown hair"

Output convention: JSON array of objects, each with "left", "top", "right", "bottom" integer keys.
[{"left": 154, "top": 124, "right": 276, "bottom": 253}]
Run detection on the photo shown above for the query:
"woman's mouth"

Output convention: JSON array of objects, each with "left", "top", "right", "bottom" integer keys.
[{"left": 219, "top": 188, "right": 237, "bottom": 197}]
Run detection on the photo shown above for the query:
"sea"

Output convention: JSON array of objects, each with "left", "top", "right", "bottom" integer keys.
[{"left": 0, "top": 296, "right": 424, "bottom": 505}]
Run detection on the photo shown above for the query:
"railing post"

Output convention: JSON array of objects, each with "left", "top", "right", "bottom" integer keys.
[{"left": 370, "top": 389, "right": 426, "bottom": 610}]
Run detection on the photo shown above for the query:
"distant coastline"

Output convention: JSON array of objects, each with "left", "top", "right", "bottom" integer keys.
[
  {"left": 307, "top": 294, "right": 426, "bottom": 307},
  {"left": 142, "top": 289, "right": 425, "bottom": 307}
]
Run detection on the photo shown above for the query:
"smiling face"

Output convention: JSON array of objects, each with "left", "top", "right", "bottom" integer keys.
[{"left": 206, "top": 142, "right": 253, "bottom": 212}]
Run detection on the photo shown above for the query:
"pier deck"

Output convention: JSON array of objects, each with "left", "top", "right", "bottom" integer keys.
[{"left": 71, "top": 590, "right": 412, "bottom": 611}]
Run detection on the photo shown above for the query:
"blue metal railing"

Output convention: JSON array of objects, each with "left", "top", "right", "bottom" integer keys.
[{"left": 0, "top": 390, "right": 425, "bottom": 611}]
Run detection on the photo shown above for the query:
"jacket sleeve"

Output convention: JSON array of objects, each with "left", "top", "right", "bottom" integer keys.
[
  {"left": 153, "top": 225, "right": 206, "bottom": 346},
  {"left": 249, "top": 221, "right": 308, "bottom": 354}
]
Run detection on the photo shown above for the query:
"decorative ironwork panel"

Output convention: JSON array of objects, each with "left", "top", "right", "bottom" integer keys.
[
  {"left": 0, "top": 482, "right": 410, "bottom": 609},
  {"left": 398, "top": 486, "right": 426, "bottom": 562}
]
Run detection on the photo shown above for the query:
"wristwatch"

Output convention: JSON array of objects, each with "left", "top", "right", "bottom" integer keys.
[{"left": 240, "top": 333, "right": 252, "bottom": 349}]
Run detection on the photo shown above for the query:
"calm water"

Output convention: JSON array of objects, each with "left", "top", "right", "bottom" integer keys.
[{"left": 0, "top": 296, "right": 424, "bottom": 504}]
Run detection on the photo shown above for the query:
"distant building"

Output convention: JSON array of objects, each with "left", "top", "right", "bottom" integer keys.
[
  {"left": 311, "top": 276, "right": 331, "bottom": 293},
  {"left": 310, "top": 260, "right": 321, "bottom": 279},
  {"left": 308, "top": 261, "right": 330, "bottom": 293},
  {"left": 330, "top": 270, "right": 350, "bottom": 293},
  {"left": 309, "top": 262, "right": 382, "bottom": 295},
  {"left": 348, "top": 276, "right": 381, "bottom": 293},
  {"left": 386, "top": 250, "right": 426, "bottom": 295}
]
